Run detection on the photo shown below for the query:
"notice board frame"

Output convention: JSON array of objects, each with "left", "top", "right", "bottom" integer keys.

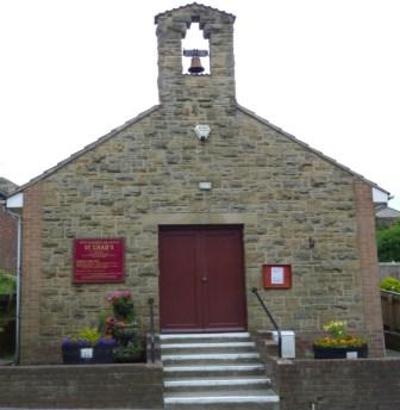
[
  {"left": 262, "top": 264, "right": 292, "bottom": 289},
  {"left": 73, "top": 238, "right": 125, "bottom": 284}
]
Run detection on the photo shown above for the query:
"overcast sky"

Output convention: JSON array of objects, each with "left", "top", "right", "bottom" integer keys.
[{"left": 1, "top": 0, "right": 399, "bottom": 208}]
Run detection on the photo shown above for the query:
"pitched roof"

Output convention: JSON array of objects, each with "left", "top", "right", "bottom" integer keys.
[
  {"left": 237, "top": 104, "right": 390, "bottom": 194},
  {"left": 376, "top": 206, "right": 400, "bottom": 219},
  {"left": 154, "top": 2, "right": 236, "bottom": 24},
  {"left": 0, "top": 177, "right": 18, "bottom": 197},
  {"left": 8, "top": 105, "right": 160, "bottom": 196},
  {"left": 8, "top": 104, "right": 389, "bottom": 198}
]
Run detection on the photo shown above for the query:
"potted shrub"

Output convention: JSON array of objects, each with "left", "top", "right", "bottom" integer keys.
[
  {"left": 313, "top": 320, "right": 368, "bottom": 359},
  {"left": 113, "top": 340, "right": 145, "bottom": 363},
  {"left": 106, "top": 290, "right": 144, "bottom": 362}
]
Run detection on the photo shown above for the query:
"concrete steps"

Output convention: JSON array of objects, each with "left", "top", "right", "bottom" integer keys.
[{"left": 161, "top": 332, "right": 280, "bottom": 409}]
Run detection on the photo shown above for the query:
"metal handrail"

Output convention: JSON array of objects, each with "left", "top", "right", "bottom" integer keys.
[
  {"left": 251, "top": 288, "right": 282, "bottom": 358},
  {"left": 148, "top": 297, "right": 155, "bottom": 363}
]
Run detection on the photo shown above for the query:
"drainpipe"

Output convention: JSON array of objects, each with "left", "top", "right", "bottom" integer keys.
[{"left": 5, "top": 207, "right": 22, "bottom": 365}]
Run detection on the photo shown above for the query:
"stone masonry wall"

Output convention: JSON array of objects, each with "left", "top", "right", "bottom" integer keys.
[
  {"left": 20, "top": 104, "right": 381, "bottom": 363},
  {"left": 274, "top": 357, "right": 400, "bottom": 410},
  {"left": 0, "top": 363, "right": 163, "bottom": 409},
  {"left": 19, "top": 4, "right": 384, "bottom": 363}
]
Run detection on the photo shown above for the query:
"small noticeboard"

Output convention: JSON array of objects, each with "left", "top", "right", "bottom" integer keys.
[
  {"left": 263, "top": 264, "right": 292, "bottom": 289},
  {"left": 73, "top": 238, "right": 125, "bottom": 284}
]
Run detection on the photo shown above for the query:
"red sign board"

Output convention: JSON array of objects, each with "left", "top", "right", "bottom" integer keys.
[
  {"left": 263, "top": 264, "right": 292, "bottom": 289},
  {"left": 73, "top": 238, "right": 125, "bottom": 284}
]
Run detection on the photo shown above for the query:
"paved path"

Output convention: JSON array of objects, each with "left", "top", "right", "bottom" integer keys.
[{"left": 386, "top": 348, "right": 400, "bottom": 357}]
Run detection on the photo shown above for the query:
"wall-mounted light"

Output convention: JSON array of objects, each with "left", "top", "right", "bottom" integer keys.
[{"left": 194, "top": 124, "right": 211, "bottom": 142}]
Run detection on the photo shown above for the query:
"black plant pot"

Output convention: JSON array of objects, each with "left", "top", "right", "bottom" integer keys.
[
  {"left": 62, "top": 345, "right": 114, "bottom": 364},
  {"left": 62, "top": 346, "right": 81, "bottom": 364},
  {"left": 313, "top": 344, "right": 368, "bottom": 359}
]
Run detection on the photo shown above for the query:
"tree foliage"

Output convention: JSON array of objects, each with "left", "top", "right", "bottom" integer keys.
[{"left": 376, "top": 221, "right": 400, "bottom": 262}]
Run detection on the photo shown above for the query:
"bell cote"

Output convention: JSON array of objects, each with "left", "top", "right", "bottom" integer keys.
[{"left": 155, "top": 3, "right": 236, "bottom": 112}]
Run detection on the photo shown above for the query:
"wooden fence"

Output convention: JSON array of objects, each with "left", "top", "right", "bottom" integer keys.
[{"left": 381, "top": 290, "right": 400, "bottom": 332}]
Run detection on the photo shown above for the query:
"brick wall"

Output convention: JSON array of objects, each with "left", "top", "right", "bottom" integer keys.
[
  {"left": 0, "top": 205, "right": 17, "bottom": 273},
  {"left": 20, "top": 184, "right": 43, "bottom": 364},
  {"left": 0, "top": 363, "right": 163, "bottom": 409},
  {"left": 354, "top": 181, "right": 385, "bottom": 357},
  {"left": 274, "top": 357, "right": 400, "bottom": 410}
]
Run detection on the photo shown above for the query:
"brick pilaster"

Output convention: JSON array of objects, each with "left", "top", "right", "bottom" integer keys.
[
  {"left": 354, "top": 180, "right": 385, "bottom": 357},
  {"left": 20, "top": 183, "right": 43, "bottom": 364}
]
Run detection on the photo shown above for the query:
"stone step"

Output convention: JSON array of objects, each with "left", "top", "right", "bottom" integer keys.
[
  {"left": 161, "top": 341, "right": 256, "bottom": 354},
  {"left": 160, "top": 332, "right": 251, "bottom": 344},
  {"left": 164, "top": 389, "right": 280, "bottom": 409},
  {"left": 163, "top": 364, "right": 266, "bottom": 379},
  {"left": 162, "top": 352, "right": 259, "bottom": 364},
  {"left": 264, "top": 339, "right": 280, "bottom": 357},
  {"left": 164, "top": 376, "right": 271, "bottom": 392}
]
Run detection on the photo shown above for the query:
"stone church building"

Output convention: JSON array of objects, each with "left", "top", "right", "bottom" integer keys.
[{"left": 7, "top": 3, "right": 388, "bottom": 364}]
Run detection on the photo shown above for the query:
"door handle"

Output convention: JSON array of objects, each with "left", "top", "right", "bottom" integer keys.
[{"left": 201, "top": 276, "right": 208, "bottom": 283}]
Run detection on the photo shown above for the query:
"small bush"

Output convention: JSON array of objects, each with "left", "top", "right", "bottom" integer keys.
[{"left": 380, "top": 276, "right": 400, "bottom": 293}]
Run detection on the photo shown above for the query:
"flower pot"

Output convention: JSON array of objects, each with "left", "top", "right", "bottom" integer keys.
[
  {"left": 62, "top": 345, "right": 81, "bottom": 364},
  {"left": 93, "top": 346, "right": 114, "bottom": 363},
  {"left": 112, "top": 348, "right": 145, "bottom": 363},
  {"left": 62, "top": 345, "right": 115, "bottom": 364},
  {"left": 313, "top": 344, "right": 368, "bottom": 359}
]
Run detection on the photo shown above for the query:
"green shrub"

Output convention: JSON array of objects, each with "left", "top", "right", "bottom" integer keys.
[
  {"left": 380, "top": 276, "right": 400, "bottom": 293},
  {"left": 0, "top": 271, "right": 16, "bottom": 296},
  {"left": 376, "top": 221, "right": 400, "bottom": 262},
  {"left": 76, "top": 327, "right": 101, "bottom": 346}
]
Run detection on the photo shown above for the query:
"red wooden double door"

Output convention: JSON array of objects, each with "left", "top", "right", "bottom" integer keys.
[{"left": 159, "top": 225, "right": 247, "bottom": 332}]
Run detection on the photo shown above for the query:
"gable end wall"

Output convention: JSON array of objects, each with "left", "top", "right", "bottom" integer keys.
[{"left": 18, "top": 106, "right": 384, "bottom": 363}]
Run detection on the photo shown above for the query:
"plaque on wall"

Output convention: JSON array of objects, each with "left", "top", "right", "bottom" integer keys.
[{"left": 73, "top": 238, "right": 125, "bottom": 284}]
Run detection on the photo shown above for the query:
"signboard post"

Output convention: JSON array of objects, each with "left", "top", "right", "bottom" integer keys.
[{"left": 73, "top": 238, "right": 125, "bottom": 284}]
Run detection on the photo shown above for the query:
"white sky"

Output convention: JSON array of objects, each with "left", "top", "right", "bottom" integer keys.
[{"left": 0, "top": 0, "right": 399, "bottom": 208}]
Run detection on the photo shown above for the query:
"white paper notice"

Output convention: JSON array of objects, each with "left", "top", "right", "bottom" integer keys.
[
  {"left": 271, "top": 266, "right": 285, "bottom": 285},
  {"left": 80, "top": 348, "right": 93, "bottom": 359}
]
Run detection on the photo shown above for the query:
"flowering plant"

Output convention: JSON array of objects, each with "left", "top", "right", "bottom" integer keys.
[
  {"left": 61, "top": 327, "right": 102, "bottom": 348},
  {"left": 107, "top": 290, "right": 134, "bottom": 320},
  {"left": 107, "top": 290, "right": 132, "bottom": 306},
  {"left": 314, "top": 320, "right": 366, "bottom": 348}
]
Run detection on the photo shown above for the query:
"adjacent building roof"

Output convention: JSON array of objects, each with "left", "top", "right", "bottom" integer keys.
[
  {"left": 0, "top": 177, "right": 18, "bottom": 198},
  {"left": 376, "top": 206, "right": 400, "bottom": 219}
]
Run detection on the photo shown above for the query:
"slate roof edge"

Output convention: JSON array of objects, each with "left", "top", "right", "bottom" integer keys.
[
  {"left": 237, "top": 104, "right": 390, "bottom": 195},
  {"left": 8, "top": 105, "right": 161, "bottom": 196},
  {"left": 154, "top": 2, "right": 236, "bottom": 24}
]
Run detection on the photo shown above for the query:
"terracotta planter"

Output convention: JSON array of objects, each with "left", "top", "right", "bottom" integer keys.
[{"left": 313, "top": 344, "right": 368, "bottom": 359}]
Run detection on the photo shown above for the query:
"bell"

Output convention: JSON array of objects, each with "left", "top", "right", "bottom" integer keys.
[{"left": 188, "top": 56, "right": 205, "bottom": 74}]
